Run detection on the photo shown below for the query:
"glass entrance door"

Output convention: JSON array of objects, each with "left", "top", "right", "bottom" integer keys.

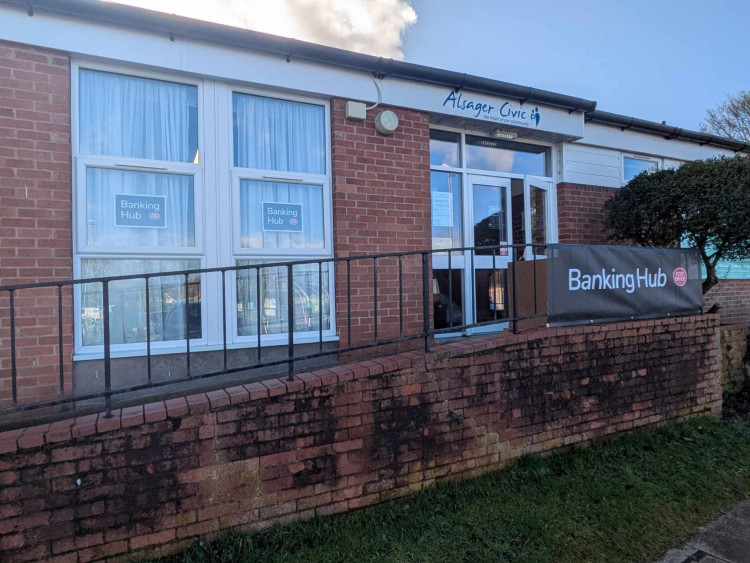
[{"left": 467, "top": 175, "right": 512, "bottom": 333}]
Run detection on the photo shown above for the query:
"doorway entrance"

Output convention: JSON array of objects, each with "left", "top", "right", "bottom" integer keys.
[{"left": 429, "top": 129, "right": 555, "bottom": 334}]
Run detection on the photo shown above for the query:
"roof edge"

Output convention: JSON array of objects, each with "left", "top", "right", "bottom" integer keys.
[
  {"left": 588, "top": 110, "right": 749, "bottom": 154},
  {"left": 6, "top": 0, "right": 597, "bottom": 114}
]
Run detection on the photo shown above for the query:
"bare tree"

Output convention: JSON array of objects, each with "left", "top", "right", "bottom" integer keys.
[{"left": 700, "top": 91, "right": 750, "bottom": 141}]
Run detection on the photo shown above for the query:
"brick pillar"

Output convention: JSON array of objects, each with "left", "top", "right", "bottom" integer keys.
[
  {"left": 330, "top": 99, "right": 431, "bottom": 349},
  {"left": 556, "top": 182, "right": 618, "bottom": 245},
  {"left": 0, "top": 41, "right": 73, "bottom": 408}
]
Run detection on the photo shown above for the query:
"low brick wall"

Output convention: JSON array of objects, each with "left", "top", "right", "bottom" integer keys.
[
  {"left": 719, "top": 324, "right": 748, "bottom": 394},
  {"left": 0, "top": 315, "right": 721, "bottom": 562}
]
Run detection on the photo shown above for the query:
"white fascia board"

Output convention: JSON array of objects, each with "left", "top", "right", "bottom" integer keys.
[
  {"left": 0, "top": 4, "right": 583, "bottom": 138},
  {"left": 577, "top": 122, "right": 736, "bottom": 161}
]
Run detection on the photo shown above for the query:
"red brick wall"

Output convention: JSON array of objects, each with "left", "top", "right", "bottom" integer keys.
[
  {"left": 0, "top": 315, "right": 721, "bottom": 561},
  {"left": 330, "top": 100, "right": 431, "bottom": 348},
  {"left": 0, "top": 41, "right": 73, "bottom": 408},
  {"left": 556, "top": 182, "right": 617, "bottom": 245},
  {"left": 705, "top": 280, "right": 750, "bottom": 328}
]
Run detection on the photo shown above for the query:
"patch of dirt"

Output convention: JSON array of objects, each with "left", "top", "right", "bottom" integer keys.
[{"left": 722, "top": 388, "right": 750, "bottom": 424}]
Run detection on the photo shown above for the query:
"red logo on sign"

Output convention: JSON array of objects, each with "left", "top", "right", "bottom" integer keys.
[
  {"left": 673, "top": 268, "right": 687, "bottom": 287},
  {"left": 149, "top": 212, "right": 160, "bottom": 221},
  {"left": 289, "top": 218, "right": 298, "bottom": 226}
]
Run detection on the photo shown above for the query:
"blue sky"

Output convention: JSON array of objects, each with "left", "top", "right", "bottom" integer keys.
[{"left": 403, "top": 0, "right": 748, "bottom": 130}]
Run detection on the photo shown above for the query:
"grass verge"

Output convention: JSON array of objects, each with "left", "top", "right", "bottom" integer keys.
[{"left": 160, "top": 417, "right": 750, "bottom": 563}]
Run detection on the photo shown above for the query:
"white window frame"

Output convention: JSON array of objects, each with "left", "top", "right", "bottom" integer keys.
[
  {"left": 622, "top": 153, "right": 661, "bottom": 185},
  {"left": 224, "top": 85, "right": 336, "bottom": 347},
  {"left": 72, "top": 61, "right": 210, "bottom": 359}
]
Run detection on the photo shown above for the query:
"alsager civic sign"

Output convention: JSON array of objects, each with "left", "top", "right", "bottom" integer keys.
[{"left": 547, "top": 244, "right": 702, "bottom": 324}]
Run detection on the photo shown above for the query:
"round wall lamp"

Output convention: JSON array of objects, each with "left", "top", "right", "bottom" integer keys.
[{"left": 374, "top": 110, "right": 399, "bottom": 135}]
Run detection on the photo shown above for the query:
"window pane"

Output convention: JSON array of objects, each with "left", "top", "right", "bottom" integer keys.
[
  {"left": 430, "top": 130, "right": 460, "bottom": 168},
  {"left": 233, "top": 93, "right": 325, "bottom": 174},
  {"left": 473, "top": 183, "right": 507, "bottom": 254},
  {"left": 240, "top": 180, "right": 324, "bottom": 250},
  {"left": 475, "top": 268, "right": 508, "bottom": 323},
  {"left": 530, "top": 186, "right": 547, "bottom": 253},
  {"left": 433, "top": 269, "right": 463, "bottom": 330},
  {"left": 431, "top": 171, "right": 462, "bottom": 250},
  {"left": 85, "top": 168, "right": 195, "bottom": 248},
  {"left": 465, "top": 135, "right": 548, "bottom": 175},
  {"left": 236, "top": 261, "right": 331, "bottom": 336},
  {"left": 623, "top": 157, "right": 658, "bottom": 182},
  {"left": 80, "top": 259, "right": 201, "bottom": 346},
  {"left": 79, "top": 69, "right": 198, "bottom": 163}
]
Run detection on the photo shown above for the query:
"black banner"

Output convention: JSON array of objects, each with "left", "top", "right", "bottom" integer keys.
[{"left": 547, "top": 244, "right": 702, "bottom": 324}]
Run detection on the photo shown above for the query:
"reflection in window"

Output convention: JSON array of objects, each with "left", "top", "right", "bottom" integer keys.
[
  {"left": 80, "top": 259, "right": 201, "bottom": 346},
  {"left": 530, "top": 186, "right": 547, "bottom": 254},
  {"left": 233, "top": 93, "right": 326, "bottom": 174},
  {"left": 86, "top": 168, "right": 195, "bottom": 248},
  {"left": 79, "top": 69, "right": 199, "bottom": 163},
  {"left": 429, "top": 130, "right": 460, "bottom": 168},
  {"left": 433, "top": 269, "right": 463, "bottom": 330},
  {"left": 465, "top": 135, "right": 548, "bottom": 176},
  {"left": 473, "top": 183, "right": 507, "bottom": 254},
  {"left": 430, "top": 171, "right": 462, "bottom": 250},
  {"left": 475, "top": 268, "right": 508, "bottom": 324},
  {"left": 623, "top": 156, "right": 658, "bottom": 182},
  {"left": 239, "top": 180, "right": 324, "bottom": 249},
  {"left": 236, "top": 262, "right": 330, "bottom": 336}
]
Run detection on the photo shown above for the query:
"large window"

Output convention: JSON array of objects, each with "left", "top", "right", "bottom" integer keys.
[
  {"left": 76, "top": 68, "right": 203, "bottom": 351},
  {"left": 231, "top": 90, "right": 332, "bottom": 341},
  {"left": 73, "top": 66, "right": 334, "bottom": 357}
]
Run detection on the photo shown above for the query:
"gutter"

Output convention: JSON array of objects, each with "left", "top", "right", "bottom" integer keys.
[
  {"left": 4, "top": 0, "right": 597, "bottom": 114},
  {"left": 588, "top": 110, "right": 749, "bottom": 154}
]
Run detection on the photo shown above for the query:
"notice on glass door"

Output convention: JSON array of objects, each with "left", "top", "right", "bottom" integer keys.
[{"left": 432, "top": 192, "right": 453, "bottom": 227}]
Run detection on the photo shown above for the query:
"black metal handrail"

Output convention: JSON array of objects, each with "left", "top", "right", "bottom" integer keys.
[{"left": 0, "top": 243, "right": 547, "bottom": 419}]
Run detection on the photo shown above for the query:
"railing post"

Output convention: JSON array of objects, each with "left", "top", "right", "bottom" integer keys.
[
  {"left": 512, "top": 249, "right": 519, "bottom": 334},
  {"left": 58, "top": 285, "right": 64, "bottom": 398},
  {"left": 422, "top": 252, "right": 430, "bottom": 352},
  {"left": 184, "top": 273, "right": 191, "bottom": 378},
  {"left": 9, "top": 289, "right": 17, "bottom": 407},
  {"left": 102, "top": 280, "right": 112, "bottom": 418},
  {"left": 287, "top": 264, "right": 294, "bottom": 381},
  {"left": 145, "top": 276, "right": 152, "bottom": 384}
]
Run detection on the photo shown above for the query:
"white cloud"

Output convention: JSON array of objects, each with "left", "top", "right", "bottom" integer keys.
[{"left": 105, "top": 0, "right": 417, "bottom": 59}]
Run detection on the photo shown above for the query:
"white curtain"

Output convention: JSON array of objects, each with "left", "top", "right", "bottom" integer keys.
[
  {"left": 80, "top": 259, "right": 201, "bottom": 345},
  {"left": 236, "top": 262, "right": 330, "bottom": 336},
  {"left": 79, "top": 69, "right": 198, "bottom": 162},
  {"left": 86, "top": 168, "right": 194, "bottom": 248},
  {"left": 233, "top": 93, "right": 325, "bottom": 173},
  {"left": 239, "top": 180, "right": 323, "bottom": 250}
]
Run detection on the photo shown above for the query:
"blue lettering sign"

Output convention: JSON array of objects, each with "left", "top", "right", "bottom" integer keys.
[
  {"left": 262, "top": 202, "right": 303, "bottom": 232},
  {"left": 442, "top": 90, "right": 541, "bottom": 128},
  {"left": 114, "top": 194, "right": 167, "bottom": 228}
]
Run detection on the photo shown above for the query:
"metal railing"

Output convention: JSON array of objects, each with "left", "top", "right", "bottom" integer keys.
[{"left": 0, "top": 243, "right": 547, "bottom": 419}]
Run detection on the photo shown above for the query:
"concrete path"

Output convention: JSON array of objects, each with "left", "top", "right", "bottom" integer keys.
[{"left": 657, "top": 500, "right": 750, "bottom": 563}]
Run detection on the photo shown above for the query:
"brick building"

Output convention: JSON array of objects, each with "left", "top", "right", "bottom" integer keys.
[{"left": 0, "top": 0, "right": 748, "bottom": 407}]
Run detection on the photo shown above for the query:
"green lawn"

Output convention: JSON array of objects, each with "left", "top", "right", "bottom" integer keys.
[{"left": 161, "top": 417, "right": 750, "bottom": 563}]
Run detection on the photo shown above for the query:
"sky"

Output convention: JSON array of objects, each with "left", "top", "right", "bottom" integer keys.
[{"left": 107, "top": 0, "right": 750, "bottom": 131}]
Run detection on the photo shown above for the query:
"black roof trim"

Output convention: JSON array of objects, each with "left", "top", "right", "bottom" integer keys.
[{"left": 588, "top": 110, "right": 749, "bottom": 153}]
